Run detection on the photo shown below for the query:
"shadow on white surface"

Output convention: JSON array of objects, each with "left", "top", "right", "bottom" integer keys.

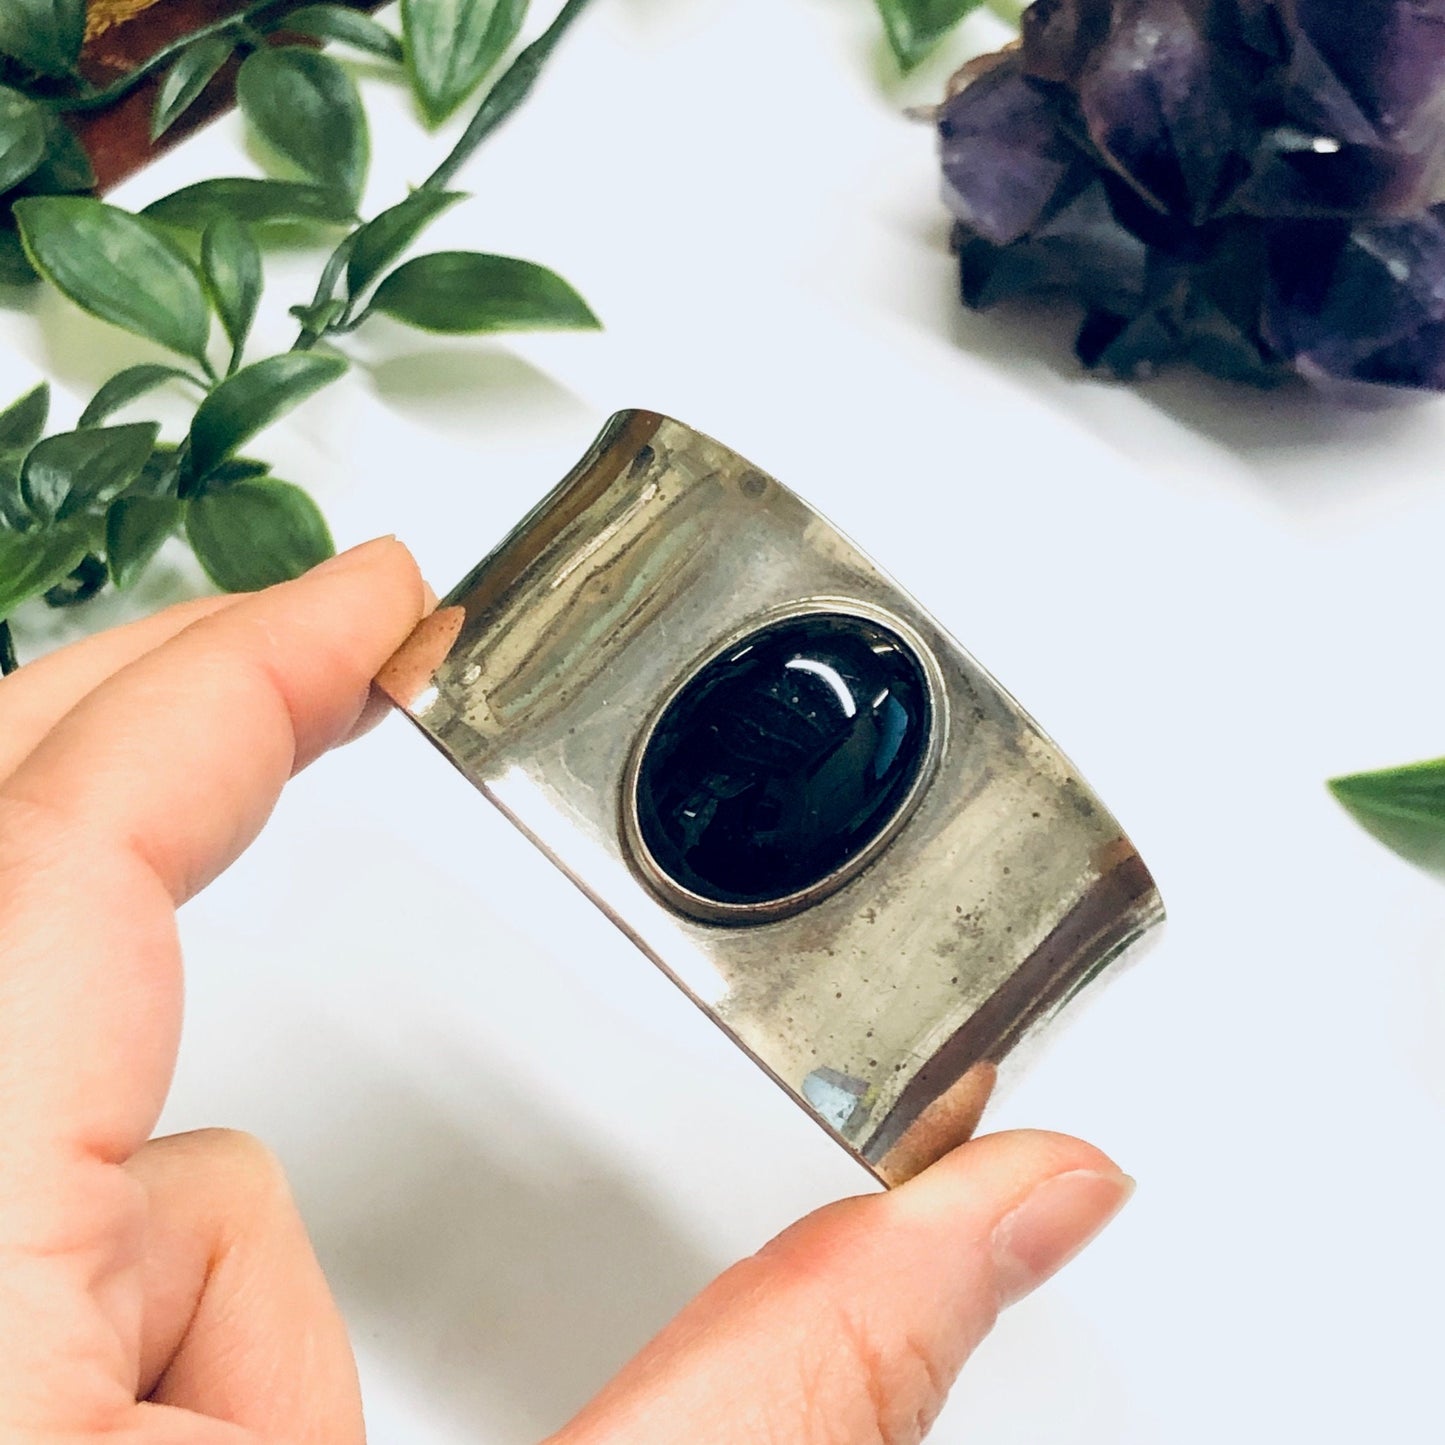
[
  {"left": 366, "top": 345, "right": 595, "bottom": 440},
  {"left": 270, "top": 1025, "right": 715, "bottom": 1442},
  {"left": 861, "top": 197, "right": 1445, "bottom": 522},
  {"left": 927, "top": 259, "right": 1442, "bottom": 518},
  {"left": 22, "top": 281, "right": 178, "bottom": 403}
]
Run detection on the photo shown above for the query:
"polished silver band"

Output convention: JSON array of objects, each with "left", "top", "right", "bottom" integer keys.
[{"left": 378, "top": 411, "right": 1164, "bottom": 1186}]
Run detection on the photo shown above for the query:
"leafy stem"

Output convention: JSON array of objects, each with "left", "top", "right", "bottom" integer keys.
[
  {"left": 0, "top": 1, "right": 604, "bottom": 669},
  {"left": 291, "top": 231, "right": 356, "bottom": 351},
  {"left": 423, "top": 0, "right": 598, "bottom": 191},
  {"left": 289, "top": 0, "right": 601, "bottom": 352},
  {"left": 56, "top": 0, "right": 301, "bottom": 113}
]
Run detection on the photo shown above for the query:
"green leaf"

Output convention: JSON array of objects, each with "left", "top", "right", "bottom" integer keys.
[
  {"left": 24, "top": 115, "right": 96, "bottom": 194},
  {"left": 0, "top": 383, "right": 49, "bottom": 453},
  {"left": 0, "top": 386, "right": 45, "bottom": 531},
  {"left": 151, "top": 35, "right": 235, "bottom": 141},
  {"left": 371, "top": 250, "right": 599, "bottom": 333},
  {"left": 105, "top": 494, "right": 182, "bottom": 589},
  {"left": 873, "top": 0, "right": 986, "bottom": 71},
  {"left": 346, "top": 188, "right": 464, "bottom": 299},
  {"left": 403, "top": 0, "right": 528, "bottom": 125},
  {"left": 186, "top": 478, "right": 334, "bottom": 592},
  {"left": 284, "top": 5, "right": 404, "bottom": 61},
  {"left": 21, "top": 423, "right": 159, "bottom": 523},
  {"left": 79, "top": 365, "right": 199, "bottom": 428},
  {"left": 0, "top": 0, "right": 86, "bottom": 78},
  {"left": 1330, "top": 760, "right": 1445, "bottom": 878},
  {"left": 0, "top": 86, "right": 49, "bottom": 195},
  {"left": 202, "top": 215, "right": 262, "bottom": 365},
  {"left": 185, "top": 353, "right": 347, "bottom": 484},
  {"left": 0, "top": 228, "right": 36, "bottom": 285},
  {"left": 128, "top": 443, "right": 184, "bottom": 500},
  {"left": 0, "top": 523, "right": 89, "bottom": 616},
  {"left": 210, "top": 456, "right": 272, "bottom": 484},
  {"left": 13, "top": 197, "right": 212, "bottom": 367},
  {"left": 237, "top": 47, "right": 369, "bottom": 202},
  {"left": 0, "top": 460, "right": 27, "bottom": 531},
  {"left": 143, "top": 177, "right": 357, "bottom": 230},
  {"left": 0, "top": 482, "right": 24, "bottom": 534}
]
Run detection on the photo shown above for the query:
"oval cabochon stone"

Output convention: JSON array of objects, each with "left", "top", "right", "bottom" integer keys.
[{"left": 634, "top": 612, "right": 935, "bottom": 912}]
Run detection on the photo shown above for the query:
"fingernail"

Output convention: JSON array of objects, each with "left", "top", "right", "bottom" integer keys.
[
  {"left": 309, "top": 536, "right": 399, "bottom": 578},
  {"left": 422, "top": 580, "right": 439, "bottom": 612},
  {"left": 991, "top": 1169, "right": 1135, "bottom": 1308}
]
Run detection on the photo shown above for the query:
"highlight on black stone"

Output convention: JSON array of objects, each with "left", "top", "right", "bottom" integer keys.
[
  {"left": 632, "top": 611, "right": 935, "bottom": 914},
  {"left": 938, "top": 0, "right": 1445, "bottom": 391}
]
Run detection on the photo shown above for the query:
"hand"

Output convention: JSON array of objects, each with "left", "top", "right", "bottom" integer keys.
[{"left": 0, "top": 538, "right": 1133, "bottom": 1445}]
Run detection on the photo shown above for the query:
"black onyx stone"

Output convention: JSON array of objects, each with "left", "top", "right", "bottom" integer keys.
[{"left": 634, "top": 613, "right": 933, "bottom": 911}]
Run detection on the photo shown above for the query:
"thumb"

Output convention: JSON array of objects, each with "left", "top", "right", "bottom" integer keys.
[{"left": 551, "top": 1130, "right": 1133, "bottom": 1445}]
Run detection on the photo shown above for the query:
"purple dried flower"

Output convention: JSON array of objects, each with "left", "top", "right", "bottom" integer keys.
[{"left": 939, "top": 0, "right": 1445, "bottom": 388}]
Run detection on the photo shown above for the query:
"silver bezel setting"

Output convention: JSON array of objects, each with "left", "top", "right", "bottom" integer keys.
[{"left": 619, "top": 597, "right": 950, "bottom": 927}]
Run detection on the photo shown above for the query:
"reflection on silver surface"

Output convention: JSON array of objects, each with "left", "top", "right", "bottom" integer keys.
[{"left": 379, "top": 411, "right": 1164, "bottom": 1187}]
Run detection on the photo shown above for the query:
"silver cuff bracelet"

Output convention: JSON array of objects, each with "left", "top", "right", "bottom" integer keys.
[{"left": 378, "top": 411, "right": 1164, "bottom": 1187}]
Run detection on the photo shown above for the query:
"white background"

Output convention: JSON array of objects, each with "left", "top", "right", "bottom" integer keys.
[{"left": 5, "top": 1, "right": 1445, "bottom": 1440}]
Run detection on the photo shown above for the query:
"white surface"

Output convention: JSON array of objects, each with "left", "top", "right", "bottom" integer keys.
[{"left": 5, "top": 2, "right": 1445, "bottom": 1440}]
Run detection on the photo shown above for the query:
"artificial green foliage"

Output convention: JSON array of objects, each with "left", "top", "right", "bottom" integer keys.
[
  {"left": 201, "top": 216, "right": 264, "bottom": 369},
  {"left": 0, "top": 0, "right": 86, "bottom": 79},
  {"left": 22, "top": 423, "right": 159, "bottom": 522},
  {"left": 288, "top": 297, "right": 347, "bottom": 335},
  {"left": 0, "top": 0, "right": 603, "bottom": 670},
  {"left": 0, "top": 385, "right": 49, "bottom": 531},
  {"left": 403, "top": 0, "right": 528, "bottom": 125},
  {"left": 237, "top": 47, "right": 370, "bottom": 202},
  {"left": 106, "top": 495, "right": 182, "bottom": 589},
  {"left": 0, "top": 88, "right": 49, "bottom": 195},
  {"left": 185, "top": 354, "right": 348, "bottom": 485},
  {"left": 79, "top": 367, "right": 201, "bottom": 428},
  {"left": 27, "top": 116, "right": 95, "bottom": 194},
  {"left": 151, "top": 37, "right": 235, "bottom": 141},
  {"left": 0, "top": 383, "right": 49, "bottom": 455},
  {"left": 0, "top": 525, "right": 90, "bottom": 616},
  {"left": 144, "top": 178, "right": 357, "bottom": 230},
  {"left": 372, "top": 250, "right": 599, "bottom": 332},
  {"left": 284, "top": 6, "right": 404, "bottom": 62},
  {"left": 186, "top": 478, "right": 334, "bottom": 592},
  {"left": 0, "top": 229, "right": 33, "bottom": 285},
  {"left": 1330, "top": 761, "right": 1445, "bottom": 879},
  {"left": 873, "top": 0, "right": 988, "bottom": 70},
  {"left": 14, "top": 198, "right": 214, "bottom": 368},
  {"left": 346, "top": 189, "right": 465, "bottom": 298},
  {"left": 151, "top": 36, "right": 235, "bottom": 139}
]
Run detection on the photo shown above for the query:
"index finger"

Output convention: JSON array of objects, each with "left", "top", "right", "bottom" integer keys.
[{"left": 0, "top": 538, "right": 426, "bottom": 1180}]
